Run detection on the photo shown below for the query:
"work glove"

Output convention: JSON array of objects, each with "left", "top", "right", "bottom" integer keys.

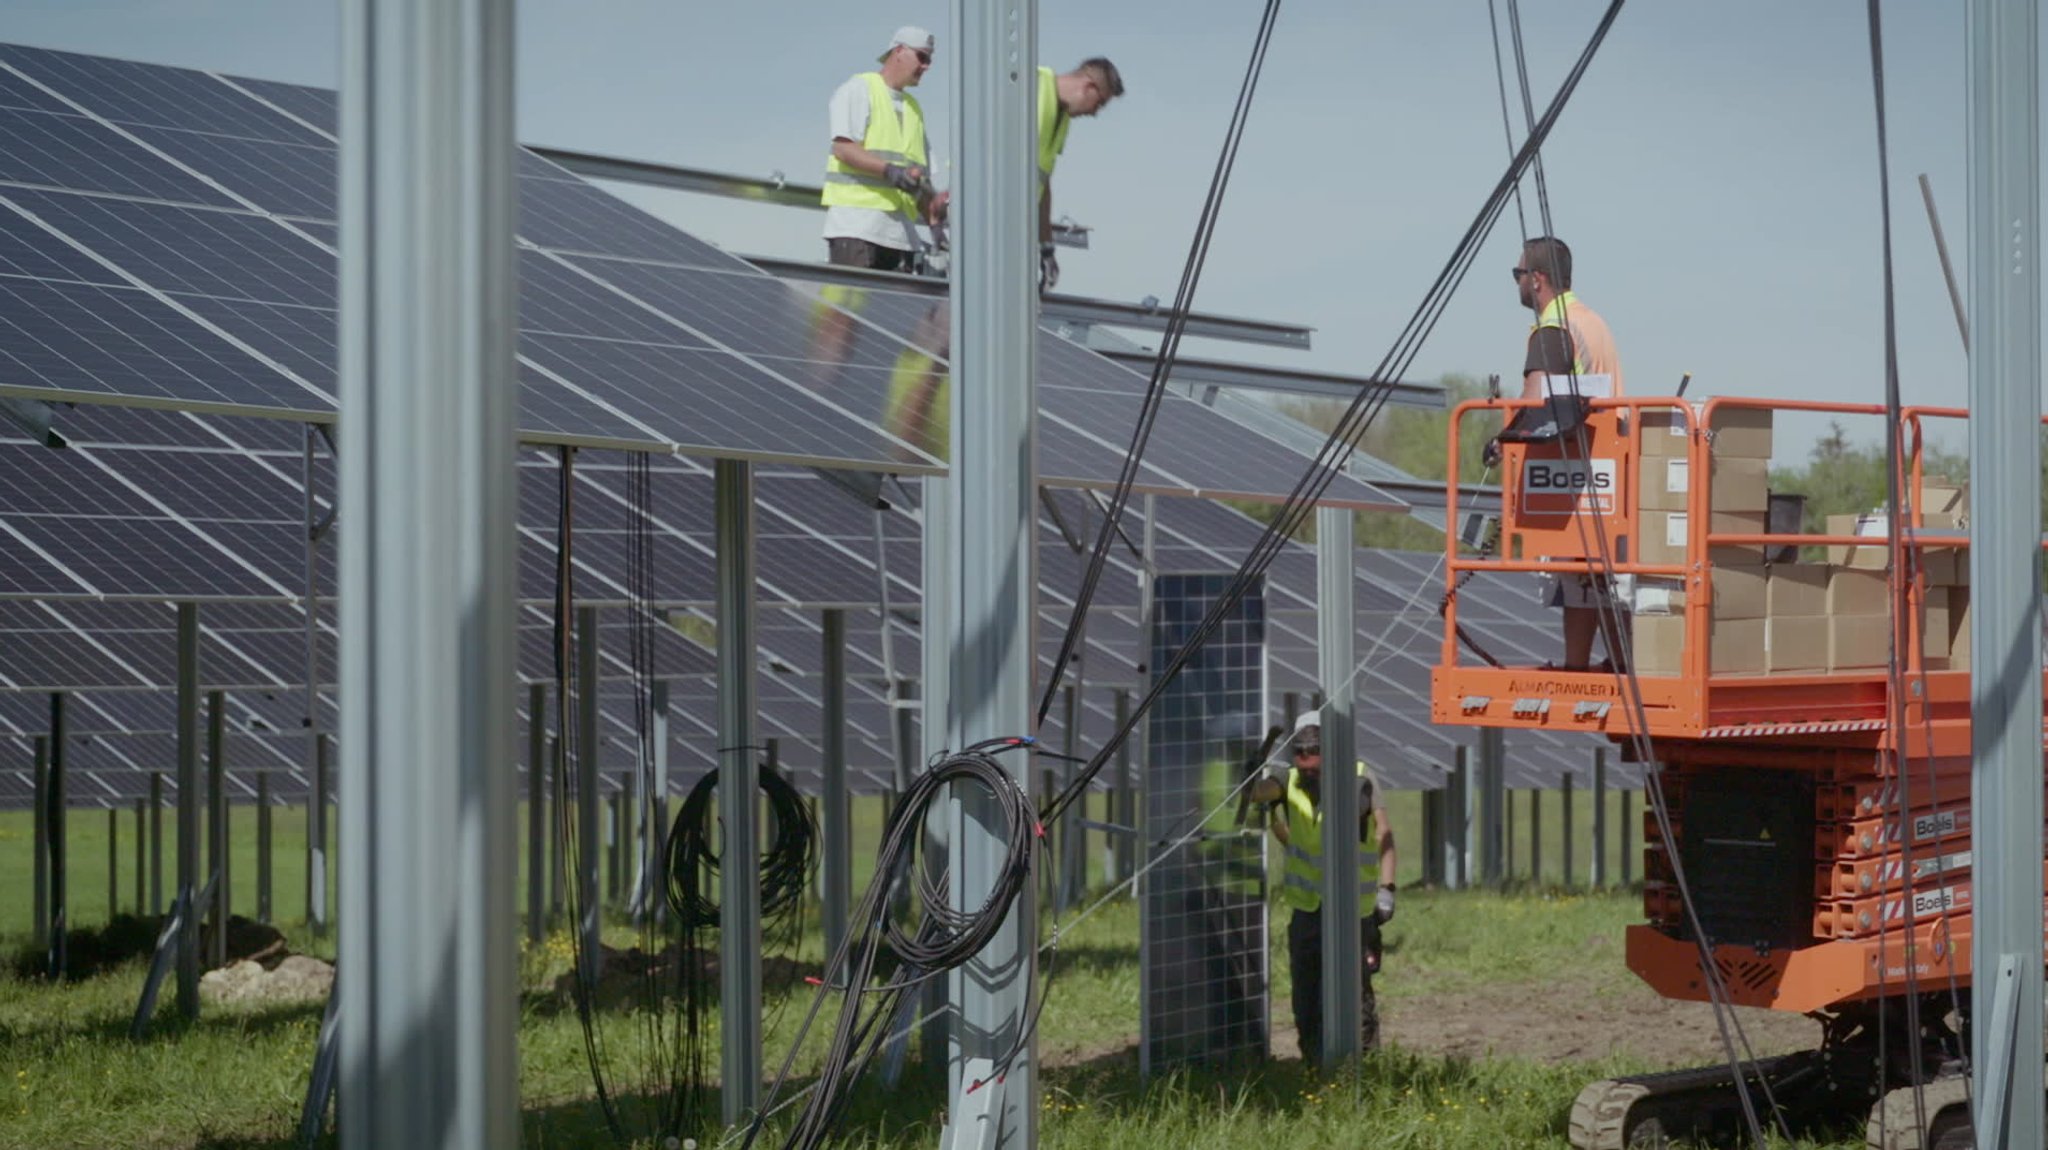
[
  {"left": 882, "top": 163, "right": 925, "bottom": 193},
  {"left": 1039, "top": 242, "right": 1060, "bottom": 293},
  {"left": 1374, "top": 885, "right": 1396, "bottom": 924},
  {"left": 1481, "top": 436, "right": 1503, "bottom": 470}
]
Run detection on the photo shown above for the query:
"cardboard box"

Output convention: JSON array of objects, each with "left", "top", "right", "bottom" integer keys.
[
  {"left": 1825, "top": 513, "right": 1890, "bottom": 569},
  {"left": 1914, "top": 480, "right": 1968, "bottom": 527},
  {"left": 1627, "top": 613, "right": 1766, "bottom": 675},
  {"left": 1712, "top": 565, "right": 1769, "bottom": 619},
  {"left": 1767, "top": 616, "right": 1829, "bottom": 674},
  {"left": 1918, "top": 547, "right": 1964, "bottom": 586},
  {"left": 1628, "top": 576, "right": 1687, "bottom": 615},
  {"left": 1707, "top": 406, "right": 1775, "bottom": 459},
  {"left": 1638, "top": 456, "right": 1691, "bottom": 512},
  {"left": 1710, "top": 457, "right": 1771, "bottom": 513},
  {"left": 1923, "top": 598, "right": 1952, "bottom": 660},
  {"left": 1830, "top": 614, "right": 1890, "bottom": 670},
  {"left": 1826, "top": 568, "right": 1890, "bottom": 616},
  {"left": 1769, "top": 565, "right": 1829, "bottom": 617},
  {"left": 1949, "top": 587, "right": 1971, "bottom": 669},
  {"left": 1631, "top": 614, "right": 1684, "bottom": 675},
  {"left": 1636, "top": 510, "right": 1770, "bottom": 567},
  {"left": 1638, "top": 408, "right": 1696, "bottom": 458}
]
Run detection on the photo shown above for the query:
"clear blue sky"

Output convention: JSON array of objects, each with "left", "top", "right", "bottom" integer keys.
[{"left": 3, "top": 1, "right": 2020, "bottom": 463}]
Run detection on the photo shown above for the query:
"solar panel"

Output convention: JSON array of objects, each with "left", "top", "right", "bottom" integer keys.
[
  {"left": 0, "top": 44, "right": 328, "bottom": 147},
  {"left": 0, "top": 108, "right": 236, "bottom": 206}
]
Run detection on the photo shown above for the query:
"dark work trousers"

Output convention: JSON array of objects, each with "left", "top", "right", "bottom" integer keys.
[
  {"left": 1288, "top": 906, "right": 1381, "bottom": 1063},
  {"left": 826, "top": 236, "right": 913, "bottom": 272}
]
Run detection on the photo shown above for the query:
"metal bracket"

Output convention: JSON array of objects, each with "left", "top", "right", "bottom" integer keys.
[
  {"left": 1975, "top": 953, "right": 2023, "bottom": 1146},
  {"left": 1511, "top": 698, "right": 1551, "bottom": 718},
  {"left": 1460, "top": 695, "right": 1492, "bottom": 714},
  {"left": 1573, "top": 701, "right": 1612, "bottom": 721}
]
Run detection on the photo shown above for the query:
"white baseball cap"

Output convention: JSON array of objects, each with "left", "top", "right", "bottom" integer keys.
[
  {"left": 880, "top": 26, "right": 936, "bottom": 64},
  {"left": 1291, "top": 710, "right": 1322, "bottom": 745}
]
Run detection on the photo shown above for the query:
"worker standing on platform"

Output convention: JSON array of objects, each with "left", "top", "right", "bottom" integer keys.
[
  {"left": 823, "top": 26, "right": 948, "bottom": 271},
  {"left": 1034, "top": 57, "right": 1123, "bottom": 292},
  {"left": 1501, "top": 235, "right": 1626, "bottom": 672},
  {"left": 1250, "top": 711, "right": 1397, "bottom": 1062}
]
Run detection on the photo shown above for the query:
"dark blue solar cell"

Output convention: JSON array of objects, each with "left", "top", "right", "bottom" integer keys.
[
  {"left": 171, "top": 295, "right": 335, "bottom": 399},
  {"left": 519, "top": 250, "right": 712, "bottom": 346},
  {"left": 520, "top": 332, "right": 932, "bottom": 469},
  {"left": 0, "top": 277, "right": 323, "bottom": 411},
  {"left": 0, "top": 45, "right": 328, "bottom": 146},
  {"left": 2, "top": 188, "right": 336, "bottom": 305},
  {"left": 0, "top": 108, "right": 236, "bottom": 207},
  {"left": 0, "top": 67, "right": 72, "bottom": 115},
  {"left": 566, "top": 257, "right": 908, "bottom": 370},
  {"left": 0, "top": 531, "right": 93, "bottom": 595},
  {"left": 126, "top": 126, "right": 335, "bottom": 219},
  {"left": 0, "top": 196, "right": 120, "bottom": 283},
  {"left": 4, "top": 514, "right": 280, "bottom": 597},
  {"left": 518, "top": 178, "right": 743, "bottom": 269},
  {"left": 217, "top": 74, "right": 337, "bottom": 136}
]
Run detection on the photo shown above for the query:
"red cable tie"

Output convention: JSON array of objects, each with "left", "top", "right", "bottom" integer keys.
[
  {"left": 804, "top": 976, "right": 823, "bottom": 986},
  {"left": 1034, "top": 822, "right": 1046, "bottom": 838}
]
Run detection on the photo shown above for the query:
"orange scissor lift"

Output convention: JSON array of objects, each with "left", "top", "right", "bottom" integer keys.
[{"left": 1431, "top": 394, "right": 2043, "bottom": 1149}]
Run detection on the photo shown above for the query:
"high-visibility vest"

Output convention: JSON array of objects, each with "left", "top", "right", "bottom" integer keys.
[
  {"left": 823, "top": 72, "right": 927, "bottom": 223},
  {"left": 1532, "top": 290, "right": 1624, "bottom": 395},
  {"left": 1037, "top": 65, "right": 1070, "bottom": 179},
  {"left": 1277, "top": 767, "right": 1378, "bottom": 913},
  {"left": 882, "top": 345, "right": 946, "bottom": 460}
]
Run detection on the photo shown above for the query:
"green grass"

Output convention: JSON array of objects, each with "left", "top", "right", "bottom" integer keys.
[{"left": 0, "top": 798, "right": 1868, "bottom": 1150}]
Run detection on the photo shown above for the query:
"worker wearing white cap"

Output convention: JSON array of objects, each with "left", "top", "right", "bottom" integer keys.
[
  {"left": 1249, "top": 709, "right": 1399, "bottom": 1060},
  {"left": 822, "top": 26, "right": 947, "bottom": 271},
  {"left": 1033, "top": 57, "right": 1124, "bottom": 292}
]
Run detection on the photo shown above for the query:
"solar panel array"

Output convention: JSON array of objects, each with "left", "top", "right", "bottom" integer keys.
[
  {"left": 0, "top": 41, "right": 1396, "bottom": 509},
  {"left": 0, "top": 41, "right": 1617, "bottom": 811}
]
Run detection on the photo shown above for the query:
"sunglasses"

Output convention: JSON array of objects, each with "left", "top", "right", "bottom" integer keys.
[
  {"left": 911, "top": 49, "right": 933, "bottom": 65},
  {"left": 1293, "top": 744, "right": 1322, "bottom": 757},
  {"left": 1511, "top": 266, "right": 1532, "bottom": 280}
]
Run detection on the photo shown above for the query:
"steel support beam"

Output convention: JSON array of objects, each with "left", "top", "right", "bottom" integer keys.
[
  {"left": 311, "top": 734, "right": 330, "bottom": 930},
  {"left": 335, "top": 0, "right": 520, "bottom": 1144},
  {"left": 1477, "top": 730, "right": 1506, "bottom": 886},
  {"left": 821, "top": 609, "right": 852, "bottom": 960},
  {"left": 646, "top": 678, "right": 670, "bottom": 926},
  {"left": 133, "top": 799, "right": 144, "bottom": 917},
  {"left": 715, "top": 458, "right": 762, "bottom": 1124},
  {"left": 47, "top": 698, "right": 66, "bottom": 978},
  {"left": 1447, "top": 747, "right": 1469, "bottom": 891},
  {"left": 576, "top": 605, "right": 601, "bottom": 977},
  {"left": 527, "top": 682, "right": 546, "bottom": 943},
  {"left": 1590, "top": 749, "right": 1607, "bottom": 887},
  {"left": 1560, "top": 772, "right": 1574, "bottom": 890},
  {"left": 257, "top": 774, "right": 272, "bottom": 923},
  {"left": 1315, "top": 506, "right": 1362, "bottom": 1065},
  {"left": 32, "top": 736, "right": 47, "bottom": 951},
  {"left": 176, "top": 605, "right": 200, "bottom": 1019},
  {"left": 149, "top": 773, "right": 163, "bottom": 915},
  {"left": 941, "top": 0, "right": 1039, "bottom": 1141},
  {"left": 1968, "top": 0, "right": 2044, "bottom": 1143},
  {"left": 107, "top": 809, "right": 118, "bottom": 920},
  {"left": 206, "top": 689, "right": 227, "bottom": 968}
]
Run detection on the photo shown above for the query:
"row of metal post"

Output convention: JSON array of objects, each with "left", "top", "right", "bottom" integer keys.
[{"left": 1418, "top": 743, "right": 1638, "bottom": 890}]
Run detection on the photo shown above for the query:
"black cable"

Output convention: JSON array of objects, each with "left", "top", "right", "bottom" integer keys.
[
  {"left": 1039, "top": 0, "right": 1627, "bottom": 842},
  {"left": 1038, "top": 0, "right": 1286, "bottom": 725},
  {"left": 663, "top": 764, "right": 819, "bottom": 931},
  {"left": 746, "top": 739, "right": 1037, "bottom": 1150}
]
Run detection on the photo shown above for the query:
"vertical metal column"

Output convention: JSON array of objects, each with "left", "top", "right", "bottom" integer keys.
[
  {"left": 1315, "top": 505, "right": 1361, "bottom": 1065},
  {"left": 1113, "top": 688, "right": 1135, "bottom": 884},
  {"left": 1529, "top": 787, "right": 1541, "bottom": 884},
  {"left": 821, "top": 609, "right": 852, "bottom": 960},
  {"left": 1560, "top": 772, "right": 1574, "bottom": 891},
  {"left": 108, "top": 809, "right": 118, "bottom": 919},
  {"left": 1060, "top": 684, "right": 1086, "bottom": 907},
  {"left": 527, "top": 682, "right": 546, "bottom": 943},
  {"left": 1619, "top": 789, "right": 1634, "bottom": 886},
  {"left": 576, "top": 605, "right": 601, "bottom": 977},
  {"left": 1477, "top": 730, "right": 1505, "bottom": 886},
  {"left": 714, "top": 458, "right": 762, "bottom": 1124},
  {"left": 46, "top": 697, "right": 66, "bottom": 977},
  {"left": 133, "top": 799, "right": 144, "bottom": 916},
  {"left": 1590, "top": 749, "right": 1607, "bottom": 888},
  {"left": 647, "top": 679, "right": 670, "bottom": 926},
  {"left": 175, "top": 606, "right": 200, "bottom": 1017},
  {"left": 312, "top": 734, "right": 330, "bottom": 928},
  {"left": 942, "top": 0, "right": 1038, "bottom": 1140},
  {"left": 257, "top": 774, "right": 273, "bottom": 923},
  {"left": 336, "top": 0, "right": 520, "bottom": 1144},
  {"left": 32, "top": 736, "right": 47, "bottom": 950},
  {"left": 149, "top": 773, "right": 163, "bottom": 915},
  {"left": 207, "top": 690, "right": 227, "bottom": 967},
  {"left": 1447, "top": 748, "right": 1469, "bottom": 891},
  {"left": 548, "top": 734, "right": 564, "bottom": 923},
  {"left": 606, "top": 784, "right": 623, "bottom": 904},
  {"left": 1968, "top": 0, "right": 2044, "bottom": 1141}
]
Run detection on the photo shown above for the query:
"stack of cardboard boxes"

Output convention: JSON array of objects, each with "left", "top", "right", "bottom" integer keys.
[
  {"left": 1629, "top": 406, "right": 1773, "bottom": 675},
  {"left": 1626, "top": 403, "right": 1969, "bottom": 676}
]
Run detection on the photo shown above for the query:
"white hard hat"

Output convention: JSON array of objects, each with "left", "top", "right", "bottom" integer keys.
[{"left": 880, "top": 26, "right": 936, "bottom": 63}]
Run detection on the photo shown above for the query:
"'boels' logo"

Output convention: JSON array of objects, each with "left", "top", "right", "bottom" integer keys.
[{"left": 1520, "top": 458, "right": 1618, "bottom": 516}]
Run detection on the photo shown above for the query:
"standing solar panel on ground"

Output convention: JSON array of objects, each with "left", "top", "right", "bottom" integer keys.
[{"left": 1141, "top": 572, "right": 1269, "bottom": 1075}]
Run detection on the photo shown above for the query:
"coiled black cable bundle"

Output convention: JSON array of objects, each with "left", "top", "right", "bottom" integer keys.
[
  {"left": 664, "top": 762, "right": 819, "bottom": 931},
  {"left": 747, "top": 739, "right": 1037, "bottom": 1150}
]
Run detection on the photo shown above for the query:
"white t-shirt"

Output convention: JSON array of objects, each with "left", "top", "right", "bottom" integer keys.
[{"left": 824, "top": 75, "right": 932, "bottom": 252}]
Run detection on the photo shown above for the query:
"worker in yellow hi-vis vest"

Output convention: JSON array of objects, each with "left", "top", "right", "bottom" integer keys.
[
  {"left": 823, "top": 26, "right": 948, "bottom": 271},
  {"left": 1248, "top": 711, "right": 1398, "bottom": 1061},
  {"left": 1033, "top": 58, "right": 1124, "bottom": 292}
]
